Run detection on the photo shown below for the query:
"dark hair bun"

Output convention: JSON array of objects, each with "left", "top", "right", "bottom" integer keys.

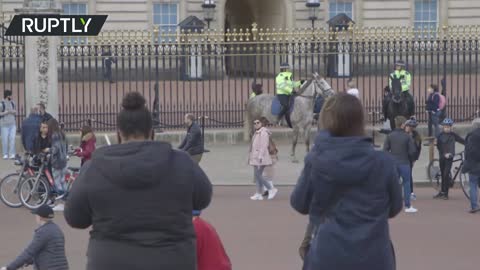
[{"left": 122, "top": 92, "right": 146, "bottom": 110}]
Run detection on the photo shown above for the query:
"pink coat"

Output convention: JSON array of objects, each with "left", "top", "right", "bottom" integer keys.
[{"left": 249, "top": 127, "right": 273, "bottom": 166}]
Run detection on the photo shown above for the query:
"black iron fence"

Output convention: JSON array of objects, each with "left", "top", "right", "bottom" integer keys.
[{"left": 1, "top": 23, "right": 479, "bottom": 131}]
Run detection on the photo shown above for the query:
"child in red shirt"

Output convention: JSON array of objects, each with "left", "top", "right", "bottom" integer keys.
[
  {"left": 193, "top": 210, "right": 232, "bottom": 270},
  {"left": 74, "top": 126, "right": 96, "bottom": 166}
]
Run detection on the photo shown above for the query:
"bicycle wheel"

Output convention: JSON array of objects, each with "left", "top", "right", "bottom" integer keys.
[
  {"left": 427, "top": 159, "right": 441, "bottom": 191},
  {"left": 0, "top": 173, "right": 22, "bottom": 208},
  {"left": 460, "top": 172, "right": 471, "bottom": 200},
  {"left": 19, "top": 177, "right": 50, "bottom": 210}
]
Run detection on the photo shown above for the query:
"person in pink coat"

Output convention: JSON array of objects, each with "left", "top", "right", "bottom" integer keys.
[{"left": 249, "top": 117, "right": 278, "bottom": 200}]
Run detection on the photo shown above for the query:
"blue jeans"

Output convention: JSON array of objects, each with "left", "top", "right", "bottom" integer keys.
[
  {"left": 253, "top": 166, "right": 272, "bottom": 194},
  {"left": 397, "top": 164, "right": 412, "bottom": 208},
  {"left": 428, "top": 111, "right": 441, "bottom": 138},
  {"left": 1, "top": 124, "right": 16, "bottom": 157},
  {"left": 469, "top": 174, "right": 479, "bottom": 210},
  {"left": 53, "top": 168, "right": 67, "bottom": 194}
]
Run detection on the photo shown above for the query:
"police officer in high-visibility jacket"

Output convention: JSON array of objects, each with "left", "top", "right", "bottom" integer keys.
[
  {"left": 389, "top": 60, "right": 415, "bottom": 116},
  {"left": 276, "top": 63, "right": 302, "bottom": 128}
]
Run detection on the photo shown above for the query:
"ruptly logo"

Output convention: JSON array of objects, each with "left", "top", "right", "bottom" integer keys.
[{"left": 5, "top": 15, "right": 107, "bottom": 36}]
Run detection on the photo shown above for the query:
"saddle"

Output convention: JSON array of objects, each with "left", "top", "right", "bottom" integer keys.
[{"left": 271, "top": 96, "right": 295, "bottom": 116}]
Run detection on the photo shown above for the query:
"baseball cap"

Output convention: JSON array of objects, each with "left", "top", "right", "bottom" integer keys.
[
  {"left": 192, "top": 210, "right": 201, "bottom": 216},
  {"left": 31, "top": 204, "right": 54, "bottom": 219}
]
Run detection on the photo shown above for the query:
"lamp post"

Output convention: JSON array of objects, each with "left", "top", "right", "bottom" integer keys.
[
  {"left": 306, "top": 0, "right": 320, "bottom": 29},
  {"left": 201, "top": 0, "right": 216, "bottom": 29}
]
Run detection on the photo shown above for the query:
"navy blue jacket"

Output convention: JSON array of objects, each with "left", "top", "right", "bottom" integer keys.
[
  {"left": 21, "top": 114, "right": 42, "bottom": 152},
  {"left": 291, "top": 131, "right": 403, "bottom": 270},
  {"left": 462, "top": 128, "right": 480, "bottom": 176},
  {"left": 426, "top": 93, "right": 440, "bottom": 112}
]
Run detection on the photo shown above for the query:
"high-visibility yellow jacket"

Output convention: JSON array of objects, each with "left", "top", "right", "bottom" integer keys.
[
  {"left": 276, "top": 71, "right": 301, "bottom": 95},
  {"left": 389, "top": 70, "right": 411, "bottom": 92}
]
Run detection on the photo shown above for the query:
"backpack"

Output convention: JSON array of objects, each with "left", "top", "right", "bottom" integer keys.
[
  {"left": 437, "top": 93, "right": 446, "bottom": 110},
  {"left": 268, "top": 137, "right": 278, "bottom": 155},
  {"left": 0, "top": 100, "right": 15, "bottom": 119}
]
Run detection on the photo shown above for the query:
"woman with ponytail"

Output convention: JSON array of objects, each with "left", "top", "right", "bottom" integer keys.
[{"left": 64, "top": 92, "right": 212, "bottom": 270}]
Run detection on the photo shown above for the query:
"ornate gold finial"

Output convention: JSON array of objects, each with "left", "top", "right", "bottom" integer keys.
[{"left": 251, "top": 22, "right": 258, "bottom": 41}]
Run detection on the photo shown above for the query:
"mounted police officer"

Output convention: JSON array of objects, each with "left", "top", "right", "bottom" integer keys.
[
  {"left": 389, "top": 60, "right": 415, "bottom": 117},
  {"left": 276, "top": 62, "right": 302, "bottom": 128}
]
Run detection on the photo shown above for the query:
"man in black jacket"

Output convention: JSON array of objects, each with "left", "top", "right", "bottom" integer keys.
[
  {"left": 462, "top": 118, "right": 480, "bottom": 213},
  {"left": 1, "top": 205, "right": 69, "bottom": 270},
  {"left": 179, "top": 113, "right": 204, "bottom": 164},
  {"left": 38, "top": 103, "right": 53, "bottom": 123},
  {"left": 384, "top": 116, "right": 418, "bottom": 213},
  {"left": 21, "top": 106, "right": 42, "bottom": 152}
]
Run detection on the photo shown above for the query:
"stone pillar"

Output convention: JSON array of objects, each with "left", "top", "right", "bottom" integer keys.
[
  {"left": 15, "top": 0, "right": 61, "bottom": 119},
  {"left": 439, "top": 0, "right": 449, "bottom": 27}
]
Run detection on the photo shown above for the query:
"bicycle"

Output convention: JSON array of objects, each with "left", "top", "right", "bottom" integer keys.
[
  {"left": 0, "top": 152, "right": 38, "bottom": 208},
  {"left": 18, "top": 153, "right": 80, "bottom": 210},
  {"left": 427, "top": 151, "right": 470, "bottom": 199}
]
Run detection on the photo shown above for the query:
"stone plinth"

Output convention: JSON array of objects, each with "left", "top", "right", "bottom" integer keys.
[{"left": 15, "top": 2, "right": 61, "bottom": 118}]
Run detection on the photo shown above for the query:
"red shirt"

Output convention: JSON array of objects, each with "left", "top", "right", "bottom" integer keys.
[{"left": 193, "top": 217, "right": 232, "bottom": 270}]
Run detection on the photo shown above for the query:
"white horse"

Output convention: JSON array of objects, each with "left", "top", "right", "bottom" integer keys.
[{"left": 245, "top": 73, "right": 335, "bottom": 162}]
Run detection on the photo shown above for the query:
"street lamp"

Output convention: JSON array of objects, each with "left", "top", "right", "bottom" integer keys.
[
  {"left": 201, "top": 0, "right": 216, "bottom": 29},
  {"left": 306, "top": 0, "right": 320, "bottom": 29}
]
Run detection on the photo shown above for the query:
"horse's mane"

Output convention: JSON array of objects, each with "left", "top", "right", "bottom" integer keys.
[{"left": 297, "top": 79, "right": 314, "bottom": 96}]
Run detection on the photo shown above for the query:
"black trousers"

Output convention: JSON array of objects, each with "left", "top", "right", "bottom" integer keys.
[
  {"left": 402, "top": 91, "right": 415, "bottom": 116},
  {"left": 103, "top": 66, "right": 113, "bottom": 82},
  {"left": 277, "top": 94, "right": 292, "bottom": 128},
  {"left": 439, "top": 157, "right": 453, "bottom": 194}
]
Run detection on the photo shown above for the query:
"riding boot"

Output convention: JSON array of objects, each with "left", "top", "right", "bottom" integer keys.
[{"left": 285, "top": 113, "right": 293, "bottom": 129}]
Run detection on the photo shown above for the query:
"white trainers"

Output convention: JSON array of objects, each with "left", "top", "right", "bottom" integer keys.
[
  {"left": 250, "top": 193, "right": 263, "bottom": 201},
  {"left": 53, "top": 203, "right": 65, "bottom": 212},
  {"left": 405, "top": 207, "right": 418, "bottom": 213},
  {"left": 267, "top": 188, "right": 278, "bottom": 200},
  {"left": 3, "top": 155, "right": 8, "bottom": 160},
  {"left": 9, "top": 155, "right": 15, "bottom": 160}
]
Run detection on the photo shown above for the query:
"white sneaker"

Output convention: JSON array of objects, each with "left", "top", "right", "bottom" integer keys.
[
  {"left": 3, "top": 155, "right": 8, "bottom": 160},
  {"left": 405, "top": 207, "right": 418, "bottom": 213},
  {"left": 9, "top": 155, "right": 15, "bottom": 160},
  {"left": 53, "top": 203, "right": 65, "bottom": 212},
  {"left": 267, "top": 188, "right": 278, "bottom": 200},
  {"left": 250, "top": 193, "right": 263, "bottom": 201}
]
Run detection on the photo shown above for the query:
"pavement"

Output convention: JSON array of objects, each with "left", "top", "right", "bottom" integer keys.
[
  {"left": 0, "top": 142, "right": 478, "bottom": 270},
  {"left": 0, "top": 187, "right": 478, "bottom": 270}
]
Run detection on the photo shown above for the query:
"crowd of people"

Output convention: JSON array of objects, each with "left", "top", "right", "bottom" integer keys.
[{"left": 0, "top": 84, "right": 479, "bottom": 270}]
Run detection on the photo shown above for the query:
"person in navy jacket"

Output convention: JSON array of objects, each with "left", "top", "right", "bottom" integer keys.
[{"left": 291, "top": 93, "right": 403, "bottom": 270}]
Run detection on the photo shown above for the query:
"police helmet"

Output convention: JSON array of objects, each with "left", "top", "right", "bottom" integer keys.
[
  {"left": 280, "top": 62, "right": 291, "bottom": 69},
  {"left": 395, "top": 60, "right": 406, "bottom": 67}
]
